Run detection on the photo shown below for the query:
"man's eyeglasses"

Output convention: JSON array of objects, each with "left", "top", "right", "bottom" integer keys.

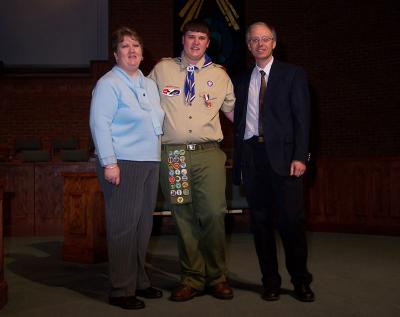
[{"left": 249, "top": 36, "right": 274, "bottom": 44}]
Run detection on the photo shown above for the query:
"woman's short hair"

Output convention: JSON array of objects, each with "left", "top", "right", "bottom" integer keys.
[{"left": 111, "top": 27, "right": 143, "bottom": 53}]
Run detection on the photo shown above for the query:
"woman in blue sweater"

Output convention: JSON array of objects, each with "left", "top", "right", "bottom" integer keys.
[{"left": 90, "top": 27, "right": 165, "bottom": 310}]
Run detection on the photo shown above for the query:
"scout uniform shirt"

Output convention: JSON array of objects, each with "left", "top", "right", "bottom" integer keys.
[{"left": 148, "top": 54, "right": 235, "bottom": 145}]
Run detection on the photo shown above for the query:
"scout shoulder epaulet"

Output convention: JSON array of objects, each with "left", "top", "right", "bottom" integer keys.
[
  {"left": 155, "top": 57, "right": 174, "bottom": 65},
  {"left": 212, "top": 63, "right": 228, "bottom": 72}
]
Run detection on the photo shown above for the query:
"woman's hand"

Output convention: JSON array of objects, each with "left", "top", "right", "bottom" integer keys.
[{"left": 104, "top": 164, "right": 120, "bottom": 185}]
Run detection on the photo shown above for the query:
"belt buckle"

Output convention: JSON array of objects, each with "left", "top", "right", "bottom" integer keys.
[
  {"left": 187, "top": 144, "right": 197, "bottom": 151},
  {"left": 257, "top": 136, "right": 264, "bottom": 143}
]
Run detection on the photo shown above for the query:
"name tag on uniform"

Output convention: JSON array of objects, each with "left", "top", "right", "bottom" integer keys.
[{"left": 166, "top": 145, "right": 192, "bottom": 204}]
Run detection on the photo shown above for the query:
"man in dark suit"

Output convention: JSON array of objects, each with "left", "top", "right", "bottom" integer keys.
[{"left": 232, "top": 21, "right": 314, "bottom": 302}]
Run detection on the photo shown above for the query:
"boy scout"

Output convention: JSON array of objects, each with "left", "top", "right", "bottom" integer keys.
[{"left": 148, "top": 19, "right": 235, "bottom": 301}]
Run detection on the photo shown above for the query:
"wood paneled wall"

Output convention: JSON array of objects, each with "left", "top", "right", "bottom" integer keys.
[
  {"left": 0, "top": 185, "right": 8, "bottom": 309},
  {"left": 306, "top": 158, "right": 400, "bottom": 235},
  {"left": 0, "top": 162, "right": 95, "bottom": 236},
  {"left": 1, "top": 158, "right": 400, "bottom": 237}
]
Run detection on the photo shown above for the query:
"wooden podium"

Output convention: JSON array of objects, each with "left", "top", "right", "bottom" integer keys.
[{"left": 62, "top": 173, "right": 107, "bottom": 263}]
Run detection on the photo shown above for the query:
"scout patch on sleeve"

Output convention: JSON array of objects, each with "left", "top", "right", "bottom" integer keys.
[
  {"left": 166, "top": 145, "right": 192, "bottom": 204},
  {"left": 162, "top": 86, "right": 181, "bottom": 96}
]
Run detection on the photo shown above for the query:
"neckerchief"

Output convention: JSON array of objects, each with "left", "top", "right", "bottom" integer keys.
[{"left": 180, "top": 54, "right": 213, "bottom": 105}]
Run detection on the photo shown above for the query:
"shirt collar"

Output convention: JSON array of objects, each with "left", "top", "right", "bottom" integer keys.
[
  {"left": 113, "top": 65, "right": 145, "bottom": 90},
  {"left": 255, "top": 56, "right": 274, "bottom": 76},
  {"left": 178, "top": 53, "right": 213, "bottom": 71}
]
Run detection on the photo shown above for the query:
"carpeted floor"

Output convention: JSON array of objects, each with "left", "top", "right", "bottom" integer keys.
[{"left": 1, "top": 232, "right": 400, "bottom": 316}]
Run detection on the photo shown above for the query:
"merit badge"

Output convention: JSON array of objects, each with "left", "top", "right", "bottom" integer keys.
[
  {"left": 177, "top": 197, "right": 184, "bottom": 204},
  {"left": 162, "top": 86, "right": 181, "bottom": 96},
  {"left": 167, "top": 145, "right": 192, "bottom": 205},
  {"left": 207, "top": 80, "right": 213, "bottom": 87}
]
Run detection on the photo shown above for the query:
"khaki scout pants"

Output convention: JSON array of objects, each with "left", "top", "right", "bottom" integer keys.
[{"left": 160, "top": 144, "right": 228, "bottom": 290}]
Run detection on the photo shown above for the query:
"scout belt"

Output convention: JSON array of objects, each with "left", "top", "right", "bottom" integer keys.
[{"left": 162, "top": 141, "right": 219, "bottom": 151}]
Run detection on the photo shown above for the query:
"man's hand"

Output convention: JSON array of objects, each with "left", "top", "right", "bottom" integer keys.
[
  {"left": 223, "top": 110, "right": 234, "bottom": 122},
  {"left": 290, "top": 160, "right": 306, "bottom": 177}
]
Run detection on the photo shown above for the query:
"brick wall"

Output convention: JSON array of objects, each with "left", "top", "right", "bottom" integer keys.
[
  {"left": 0, "top": 0, "right": 399, "bottom": 158},
  {"left": 245, "top": 0, "right": 400, "bottom": 157}
]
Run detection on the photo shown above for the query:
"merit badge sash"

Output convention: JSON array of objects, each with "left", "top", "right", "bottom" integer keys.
[{"left": 166, "top": 145, "right": 192, "bottom": 205}]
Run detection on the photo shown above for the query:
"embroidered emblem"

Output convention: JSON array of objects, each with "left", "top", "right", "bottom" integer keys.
[
  {"left": 182, "top": 182, "right": 189, "bottom": 188},
  {"left": 177, "top": 196, "right": 184, "bottom": 203},
  {"left": 162, "top": 86, "right": 181, "bottom": 96},
  {"left": 207, "top": 80, "right": 213, "bottom": 87}
]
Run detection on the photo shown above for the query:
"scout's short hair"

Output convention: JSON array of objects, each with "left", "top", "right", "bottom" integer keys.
[
  {"left": 111, "top": 26, "right": 143, "bottom": 53},
  {"left": 182, "top": 19, "right": 210, "bottom": 38}
]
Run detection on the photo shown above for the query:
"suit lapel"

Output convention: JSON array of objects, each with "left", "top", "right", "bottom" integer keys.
[
  {"left": 239, "top": 68, "right": 253, "bottom": 129},
  {"left": 264, "top": 60, "right": 280, "bottom": 108}
]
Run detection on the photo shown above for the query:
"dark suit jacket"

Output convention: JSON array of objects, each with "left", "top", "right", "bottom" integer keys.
[{"left": 232, "top": 60, "right": 310, "bottom": 185}]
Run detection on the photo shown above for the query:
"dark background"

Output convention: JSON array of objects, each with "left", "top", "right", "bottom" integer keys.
[{"left": 1, "top": 0, "right": 399, "bottom": 159}]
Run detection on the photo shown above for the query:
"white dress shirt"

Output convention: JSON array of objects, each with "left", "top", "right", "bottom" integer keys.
[{"left": 244, "top": 57, "right": 274, "bottom": 140}]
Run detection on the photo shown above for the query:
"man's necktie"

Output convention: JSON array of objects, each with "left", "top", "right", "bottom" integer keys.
[
  {"left": 258, "top": 70, "right": 267, "bottom": 136},
  {"left": 184, "top": 65, "right": 197, "bottom": 105}
]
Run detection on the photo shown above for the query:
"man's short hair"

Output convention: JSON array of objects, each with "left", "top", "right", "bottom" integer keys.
[
  {"left": 246, "top": 21, "right": 277, "bottom": 43},
  {"left": 182, "top": 19, "right": 210, "bottom": 38}
]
